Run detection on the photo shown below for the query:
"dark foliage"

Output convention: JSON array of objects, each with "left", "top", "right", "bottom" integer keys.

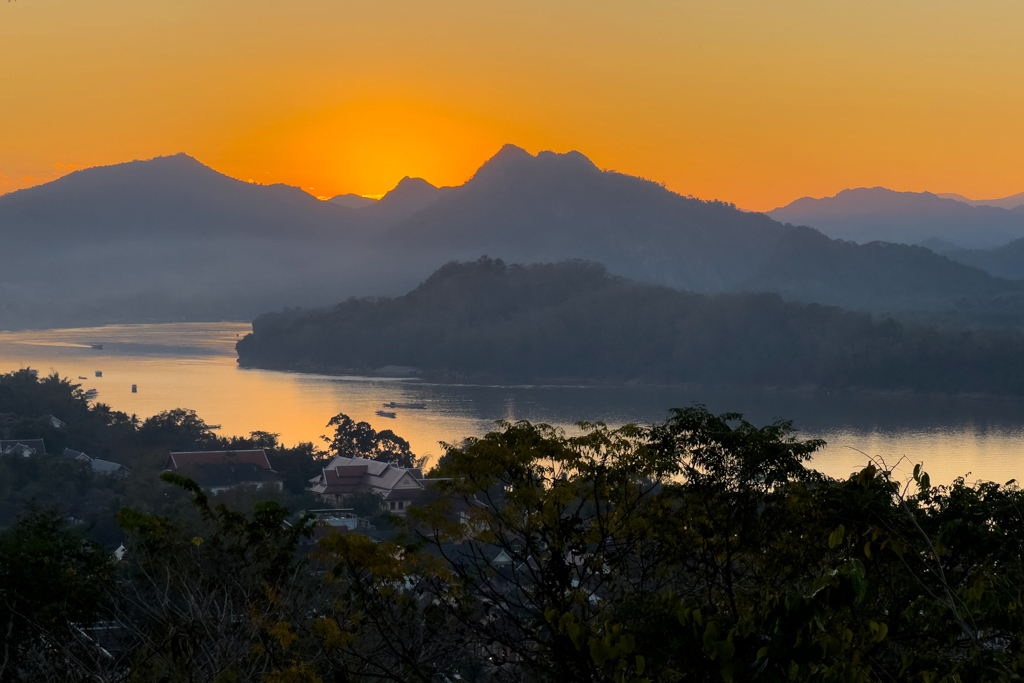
[
  {"left": 3, "top": 391, "right": 1024, "bottom": 681},
  {"left": 323, "top": 412, "right": 417, "bottom": 468},
  {"left": 0, "top": 370, "right": 330, "bottom": 537},
  {"left": 238, "top": 257, "right": 1024, "bottom": 394},
  {"left": 0, "top": 505, "right": 114, "bottom": 681}
]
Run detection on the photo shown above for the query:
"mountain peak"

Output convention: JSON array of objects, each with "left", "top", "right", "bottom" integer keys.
[
  {"left": 360, "top": 175, "right": 446, "bottom": 222},
  {"left": 379, "top": 176, "right": 439, "bottom": 205},
  {"left": 471, "top": 144, "right": 533, "bottom": 179},
  {"left": 389, "top": 176, "right": 438, "bottom": 193},
  {"left": 536, "top": 149, "right": 599, "bottom": 172},
  {"left": 148, "top": 152, "right": 205, "bottom": 166},
  {"left": 493, "top": 143, "right": 532, "bottom": 161},
  {"left": 329, "top": 193, "right": 377, "bottom": 209},
  {"left": 469, "top": 144, "right": 599, "bottom": 185}
]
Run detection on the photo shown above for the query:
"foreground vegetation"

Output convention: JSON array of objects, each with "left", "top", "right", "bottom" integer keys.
[
  {"left": 0, "top": 369, "right": 412, "bottom": 540},
  {"left": 238, "top": 258, "right": 1024, "bottom": 394},
  {"left": 2, "top": 369, "right": 1024, "bottom": 682}
]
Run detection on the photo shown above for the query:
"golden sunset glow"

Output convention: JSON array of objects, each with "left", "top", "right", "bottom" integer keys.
[{"left": 4, "top": 1, "right": 1024, "bottom": 209}]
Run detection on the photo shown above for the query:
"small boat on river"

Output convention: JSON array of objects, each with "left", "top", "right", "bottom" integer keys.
[
  {"left": 90, "top": 343, "right": 104, "bottom": 350},
  {"left": 382, "top": 402, "right": 426, "bottom": 410},
  {"left": 375, "top": 410, "right": 397, "bottom": 419}
]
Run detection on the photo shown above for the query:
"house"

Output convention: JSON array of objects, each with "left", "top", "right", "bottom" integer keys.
[
  {"left": 39, "top": 414, "right": 68, "bottom": 429},
  {"left": 62, "top": 448, "right": 131, "bottom": 478},
  {"left": 309, "top": 455, "right": 435, "bottom": 515},
  {"left": 90, "top": 458, "right": 131, "bottom": 477},
  {"left": 0, "top": 439, "right": 46, "bottom": 457},
  {"left": 63, "top": 448, "right": 91, "bottom": 463},
  {"left": 165, "top": 449, "right": 283, "bottom": 493}
]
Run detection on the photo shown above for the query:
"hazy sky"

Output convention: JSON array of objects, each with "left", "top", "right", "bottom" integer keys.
[{"left": 3, "top": 0, "right": 1024, "bottom": 211}]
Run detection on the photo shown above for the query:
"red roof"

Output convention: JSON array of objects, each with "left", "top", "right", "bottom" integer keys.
[{"left": 169, "top": 449, "right": 271, "bottom": 470}]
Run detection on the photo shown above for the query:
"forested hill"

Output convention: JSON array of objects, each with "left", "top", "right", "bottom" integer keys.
[{"left": 236, "top": 258, "right": 1024, "bottom": 394}]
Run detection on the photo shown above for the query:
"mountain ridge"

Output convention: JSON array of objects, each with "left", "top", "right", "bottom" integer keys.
[
  {"left": 3, "top": 147, "right": 1023, "bottom": 330},
  {"left": 0, "top": 152, "right": 356, "bottom": 242},
  {"left": 937, "top": 191, "right": 1024, "bottom": 211},
  {"left": 768, "top": 187, "right": 1024, "bottom": 249}
]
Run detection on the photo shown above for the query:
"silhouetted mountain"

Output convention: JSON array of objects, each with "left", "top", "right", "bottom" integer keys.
[
  {"left": 0, "top": 153, "right": 355, "bottom": 241},
  {"left": 4, "top": 147, "right": 1024, "bottom": 330},
  {"left": 916, "top": 237, "right": 961, "bottom": 254},
  {"left": 237, "top": 257, "right": 1024, "bottom": 394},
  {"left": 942, "top": 239, "right": 1024, "bottom": 280},
  {"left": 359, "top": 176, "right": 448, "bottom": 226},
  {"left": 743, "top": 227, "right": 1017, "bottom": 312},
  {"left": 329, "top": 193, "right": 377, "bottom": 209},
  {"left": 937, "top": 191, "right": 1024, "bottom": 211},
  {"left": 0, "top": 154, "right": 385, "bottom": 329},
  {"left": 379, "top": 144, "right": 791, "bottom": 292},
  {"left": 374, "top": 147, "right": 1022, "bottom": 315},
  {"left": 769, "top": 187, "right": 1024, "bottom": 249}
]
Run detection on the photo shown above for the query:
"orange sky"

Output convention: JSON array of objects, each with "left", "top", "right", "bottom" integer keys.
[{"left": 3, "top": 0, "right": 1024, "bottom": 211}]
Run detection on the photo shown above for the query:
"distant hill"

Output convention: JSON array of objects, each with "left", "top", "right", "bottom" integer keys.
[
  {"left": 329, "top": 193, "right": 377, "bottom": 209},
  {"left": 237, "top": 258, "right": 1024, "bottom": 395},
  {"left": 327, "top": 178, "right": 449, "bottom": 219},
  {"left": 4, "top": 147, "right": 1024, "bottom": 330},
  {"left": 742, "top": 227, "right": 1020, "bottom": 312},
  {"left": 942, "top": 239, "right": 1024, "bottom": 280},
  {"left": 937, "top": 191, "right": 1024, "bottom": 211},
  {"left": 359, "top": 176, "right": 449, "bottom": 226},
  {"left": 768, "top": 187, "right": 1024, "bottom": 249}
]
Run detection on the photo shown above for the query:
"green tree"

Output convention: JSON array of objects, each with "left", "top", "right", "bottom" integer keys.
[
  {"left": 113, "top": 473, "right": 320, "bottom": 683},
  {"left": 323, "top": 413, "right": 416, "bottom": 468},
  {"left": 0, "top": 505, "right": 114, "bottom": 682},
  {"left": 138, "top": 408, "right": 221, "bottom": 451}
]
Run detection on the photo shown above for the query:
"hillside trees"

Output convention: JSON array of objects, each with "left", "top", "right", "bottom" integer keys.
[
  {"left": 237, "top": 258, "right": 1024, "bottom": 394},
  {"left": 0, "top": 369, "right": 329, "bottom": 531}
]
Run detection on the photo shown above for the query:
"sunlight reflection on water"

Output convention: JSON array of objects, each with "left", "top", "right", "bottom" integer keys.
[{"left": 2, "top": 322, "right": 1023, "bottom": 486}]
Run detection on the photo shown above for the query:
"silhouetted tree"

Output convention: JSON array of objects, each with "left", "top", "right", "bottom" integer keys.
[
  {"left": 323, "top": 413, "right": 416, "bottom": 468},
  {"left": 138, "top": 408, "right": 220, "bottom": 451}
]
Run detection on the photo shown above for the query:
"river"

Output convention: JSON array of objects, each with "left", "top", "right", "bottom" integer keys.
[{"left": 2, "top": 322, "right": 1023, "bottom": 486}]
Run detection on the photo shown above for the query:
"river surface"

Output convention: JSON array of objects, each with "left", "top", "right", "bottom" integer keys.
[{"left": 2, "top": 322, "right": 1024, "bottom": 486}]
